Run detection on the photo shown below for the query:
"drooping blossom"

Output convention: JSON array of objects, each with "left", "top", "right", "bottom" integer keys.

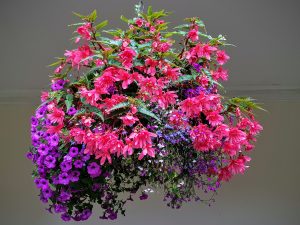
[
  {"left": 216, "top": 50, "right": 230, "bottom": 65},
  {"left": 129, "top": 129, "right": 157, "bottom": 149},
  {"left": 77, "top": 23, "right": 92, "bottom": 41},
  {"left": 65, "top": 45, "right": 93, "bottom": 68}
]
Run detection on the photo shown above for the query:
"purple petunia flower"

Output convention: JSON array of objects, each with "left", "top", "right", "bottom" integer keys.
[
  {"left": 87, "top": 162, "right": 101, "bottom": 178},
  {"left": 38, "top": 144, "right": 49, "bottom": 156},
  {"left": 31, "top": 116, "right": 39, "bottom": 127},
  {"left": 61, "top": 213, "right": 71, "bottom": 221},
  {"left": 44, "top": 155, "right": 56, "bottom": 168},
  {"left": 74, "top": 160, "right": 84, "bottom": 169},
  {"left": 39, "top": 178, "right": 49, "bottom": 190},
  {"left": 82, "top": 154, "right": 90, "bottom": 162},
  {"left": 67, "top": 107, "right": 77, "bottom": 116},
  {"left": 42, "top": 188, "right": 53, "bottom": 199},
  {"left": 51, "top": 79, "right": 65, "bottom": 91},
  {"left": 59, "top": 190, "right": 72, "bottom": 202},
  {"left": 81, "top": 209, "right": 92, "bottom": 221},
  {"left": 139, "top": 193, "right": 148, "bottom": 200},
  {"left": 36, "top": 106, "right": 47, "bottom": 119},
  {"left": 69, "top": 147, "right": 79, "bottom": 157},
  {"left": 60, "top": 160, "right": 72, "bottom": 172},
  {"left": 58, "top": 172, "right": 70, "bottom": 185},
  {"left": 70, "top": 170, "right": 80, "bottom": 182},
  {"left": 49, "top": 134, "right": 59, "bottom": 147},
  {"left": 54, "top": 204, "right": 67, "bottom": 213}
]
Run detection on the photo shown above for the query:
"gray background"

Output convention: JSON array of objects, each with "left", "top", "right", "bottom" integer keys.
[{"left": 0, "top": 0, "right": 299, "bottom": 225}]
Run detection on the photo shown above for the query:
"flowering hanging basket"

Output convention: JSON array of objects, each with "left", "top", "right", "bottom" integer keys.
[{"left": 27, "top": 4, "right": 263, "bottom": 222}]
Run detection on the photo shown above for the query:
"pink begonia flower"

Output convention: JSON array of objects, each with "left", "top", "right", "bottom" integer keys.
[
  {"left": 190, "top": 124, "right": 215, "bottom": 152},
  {"left": 110, "top": 139, "right": 125, "bottom": 157},
  {"left": 118, "top": 47, "right": 136, "bottom": 69},
  {"left": 94, "top": 67, "right": 119, "bottom": 94},
  {"left": 216, "top": 50, "right": 230, "bottom": 65},
  {"left": 47, "top": 123, "right": 63, "bottom": 134},
  {"left": 218, "top": 167, "right": 232, "bottom": 181},
  {"left": 163, "top": 66, "right": 180, "bottom": 81},
  {"left": 168, "top": 111, "right": 187, "bottom": 127},
  {"left": 76, "top": 23, "right": 92, "bottom": 41},
  {"left": 188, "top": 28, "right": 199, "bottom": 42},
  {"left": 47, "top": 107, "right": 65, "bottom": 124},
  {"left": 64, "top": 45, "right": 93, "bottom": 69},
  {"left": 40, "top": 91, "right": 49, "bottom": 102},
  {"left": 152, "top": 41, "right": 171, "bottom": 53},
  {"left": 70, "top": 128, "right": 86, "bottom": 144},
  {"left": 149, "top": 26, "right": 156, "bottom": 33},
  {"left": 123, "top": 138, "right": 134, "bottom": 157},
  {"left": 120, "top": 114, "right": 139, "bottom": 126},
  {"left": 117, "top": 69, "right": 140, "bottom": 89},
  {"left": 145, "top": 58, "right": 158, "bottom": 76},
  {"left": 129, "top": 129, "right": 157, "bottom": 149},
  {"left": 154, "top": 90, "right": 178, "bottom": 109},
  {"left": 227, "top": 127, "right": 247, "bottom": 144},
  {"left": 81, "top": 116, "right": 95, "bottom": 127},
  {"left": 197, "top": 75, "right": 209, "bottom": 87},
  {"left": 213, "top": 124, "right": 230, "bottom": 139},
  {"left": 223, "top": 141, "right": 241, "bottom": 156},
  {"left": 228, "top": 155, "right": 251, "bottom": 175},
  {"left": 180, "top": 97, "right": 202, "bottom": 117},
  {"left": 193, "top": 43, "right": 217, "bottom": 60},
  {"left": 249, "top": 120, "right": 263, "bottom": 135},
  {"left": 206, "top": 111, "right": 224, "bottom": 127},
  {"left": 101, "top": 94, "right": 127, "bottom": 112},
  {"left": 138, "top": 144, "right": 156, "bottom": 160},
  {"left": 79, "top": 87, "right": 100, "bottom": 107},
  {"left": 54, "top": 65, "right": 63, "bottom": 74},
  {"left": 135, "top": 18, "right": 144, "bottom": 27},
  {"left": 212, "top": 67, "right": 229, "bottom": 81},
  {"left": 139, "top": 77, "right": 158, "bottom": 95}
]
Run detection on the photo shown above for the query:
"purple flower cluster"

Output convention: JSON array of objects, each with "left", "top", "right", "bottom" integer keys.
[
  {"left": 51, "top": 79, "right": 66, "bottom": 91},
  {"left": 28, "top": 113, "right": 96, "bottom": 221}
]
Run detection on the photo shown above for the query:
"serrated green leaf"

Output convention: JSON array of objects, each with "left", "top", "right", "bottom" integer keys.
[
  {"left": 109, "top": 102, "right": 130, "bottom": 112},
  {"left": 89, "top": 106, "right": 104, "bottom": 121},
  {"left": 137, "top": 106, "right": 161, "bottom": 123}
]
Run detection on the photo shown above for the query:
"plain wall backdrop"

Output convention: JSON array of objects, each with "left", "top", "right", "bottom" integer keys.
[{"left": 0, "top": 0, "right": 299, "bottom": 225}]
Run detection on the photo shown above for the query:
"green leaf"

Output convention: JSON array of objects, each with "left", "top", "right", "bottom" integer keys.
[
  {"left": 73, "top": 10, "right": 97, "bottom": 22},
  {"left": 88, "top": 10, "right": 97, "bottom": 22},
  {"left": 147, "top": 6, "right": 153, "bottom": 15},
  {"left": 95, "top": 20, "right": 108, "bottom": 31},
  {"left": 228, "top": 97, "right": 266, "bottom": 112},
  {"left": 175, "top": 74, "right": 195, "bottom": 83},
  {"left": 137, "top": 106, "right": 161, "bottom": 123},
  {"left": 103, "top": 29, "right": 124, "bottom": 37},
  {"left": 109, "top": 102, "right": 130, "bottom": 111},
  {"left": 120, "top": 15, "right": 129, "bottom": 23},
  {"left": 72, "top": 11, "right": 86, "bottom": 20},
  {"left": 89, "top": 106, "right": 105, "bottom": 121},
  {"left": 48, "top": 58, "right": 64, "bottom": 67},
  {"left": 65, "top": 94, "right": 73, "bottom": 111},
  {"left": 68, "top": 22, "right": 86, "bottom": 27}
]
